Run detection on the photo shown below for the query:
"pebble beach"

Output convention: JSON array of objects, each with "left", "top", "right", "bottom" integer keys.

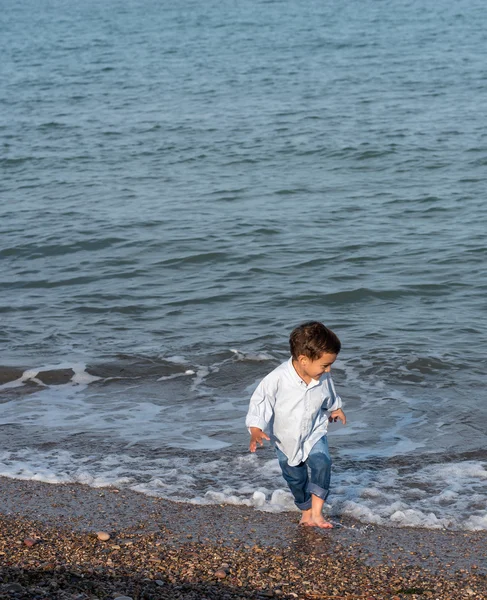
[
  {"left": 2, "top": 2, "right": 487, "bottom": 598},
  {"left": 0, "top": 478, "right": 485, "bottom": 600}
]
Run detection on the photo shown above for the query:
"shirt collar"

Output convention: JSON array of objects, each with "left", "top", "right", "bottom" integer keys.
[{"left": 287, "top": 357, "right": 320, "bottom": 388}]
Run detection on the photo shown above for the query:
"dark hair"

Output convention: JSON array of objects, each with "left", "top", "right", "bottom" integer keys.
[{"left": 289, "top": 321, "right": 341, "bottom": 360}]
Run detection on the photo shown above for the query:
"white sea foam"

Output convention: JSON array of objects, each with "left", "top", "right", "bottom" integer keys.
[
  {"left": 157, "top": 370, "right": 195, "bottom": 381},
  {"left": 0, "top": 379, "right": 231, "bottom": 450},
  {"left": 70, "top": 366, "right": 102, "bottom": 385},
  {"left": 230, "top": 349, "right": 275, "bottom": 362},
  {"left": 0, "top": 363, "right": 101, "bottom": 390},
  {"left": 0, "top": 445, "right": 485, "bottom": 530},
  {"left": 390, "top": 509, "right": 450, "bottom": 529},
  {"left": 464, "top": 514, "right": 487, "bottom": 531},
  {"left": 165, "top": 356, "right": 188, "bottom": 365}
]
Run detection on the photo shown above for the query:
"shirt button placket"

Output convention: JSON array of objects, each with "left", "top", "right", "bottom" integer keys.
[{"left": 303, "top": 389, "right": 309, "bottom": 432}]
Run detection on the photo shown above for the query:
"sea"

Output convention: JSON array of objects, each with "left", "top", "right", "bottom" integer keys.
[{"left": 1, "top": 0, "right": 486, "bottom": 531}]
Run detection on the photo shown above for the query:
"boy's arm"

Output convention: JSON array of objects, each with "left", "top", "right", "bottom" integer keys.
[
  {"left": 249, "top": 427, "right": 270, "bottom": 452},
  {"left": 329, "top": 408, "right": 346, "bottom": 425},
  {"left": 326, "top": 376, "right": 346, "bottom": 424},
  {"left": 245, "top": 378, "right": 276, "bottom": 451}
]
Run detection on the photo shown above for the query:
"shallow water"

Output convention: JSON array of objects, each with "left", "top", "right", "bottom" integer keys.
[{"left": 1, "top": 0, "right": 486, "bottom": 530}]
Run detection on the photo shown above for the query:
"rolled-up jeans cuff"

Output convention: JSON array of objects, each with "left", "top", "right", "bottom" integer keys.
[
  {"left": 307, "top": 482, "right": 329, "bottom": 502},
  {"left": 296, "top": 498, "right": 312, "bottom": 511}
]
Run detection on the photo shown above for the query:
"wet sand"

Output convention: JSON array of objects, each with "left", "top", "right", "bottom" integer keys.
[{"left": 0, "top": 477, "right": 485, "bottom": 600}]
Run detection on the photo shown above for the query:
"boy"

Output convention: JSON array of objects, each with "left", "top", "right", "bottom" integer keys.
[{"left": 246, "top": 321, "right": 346, "bottom": 528}]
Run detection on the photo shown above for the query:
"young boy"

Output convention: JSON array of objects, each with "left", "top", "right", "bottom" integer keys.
[{"left": 246, "top": 321, "right": 346, "bottom": 528}]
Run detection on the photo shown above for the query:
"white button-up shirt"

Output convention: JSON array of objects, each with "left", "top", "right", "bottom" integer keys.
[{"left": 246, "top": 358, "right": 343, "bottom": 466}]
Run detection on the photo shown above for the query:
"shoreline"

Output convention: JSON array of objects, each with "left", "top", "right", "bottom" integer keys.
[{"left": 0, "top": 477, "right": 485, "bottom": 600}]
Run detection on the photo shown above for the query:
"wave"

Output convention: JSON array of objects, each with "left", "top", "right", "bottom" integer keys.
[
  {"left": 0, "top": 349, "right": 276, "bottom": 389},
  {"left": 0, "top": 237, "right": 125, "bottom": 260},
  {"left": 0, "top": 448, "right": 484, "bottom": 531},
  {"left": 0, "top": 364, "right": 101, "bottom": 389}
]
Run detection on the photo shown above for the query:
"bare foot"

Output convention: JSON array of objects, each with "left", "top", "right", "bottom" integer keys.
[
  {"left": 299, "top": 509, "right": 313, "bottom": 525},
  {"left": 305, "top": 515, "right": 334, "bottom": 529}
]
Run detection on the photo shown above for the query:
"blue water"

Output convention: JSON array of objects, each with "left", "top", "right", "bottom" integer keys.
[{"left": 1, "top": 0, "right": 486, "bottom": 530}]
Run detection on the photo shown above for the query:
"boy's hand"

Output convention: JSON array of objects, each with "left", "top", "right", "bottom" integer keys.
[
  {"left": 329, "top": 408, "right": 346, "bottom": 425},
  {"left": 249, "top": 427, "right": 270, "bottom": 452}
]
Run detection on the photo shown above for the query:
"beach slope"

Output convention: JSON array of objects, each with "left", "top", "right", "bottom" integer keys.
[{"left": 0, "top": 478, "right": 485, "bottom": 600}]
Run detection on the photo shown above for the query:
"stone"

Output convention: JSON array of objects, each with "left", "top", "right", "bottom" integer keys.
[
  {"left": 97, "top": 531, "right": 111, "bottom": 541},
  {"left": 5, "top": 583, "right": 25, "bottom": 593},
  {"left": 24, "top": 537, "right": 37, "bottom": 547},
  {"left": 214, "top": 569, "right": 227, "bottom": 579}
]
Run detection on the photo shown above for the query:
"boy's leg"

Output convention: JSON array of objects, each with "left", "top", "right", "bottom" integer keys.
[
  {"left": 275, "top": 447, "right": 311, "bottom": 516},
  {"left": 305, "top": 436, "right": 333, "bottom": 528}
]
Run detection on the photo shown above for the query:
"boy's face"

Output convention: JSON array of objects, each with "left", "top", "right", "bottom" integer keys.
[{"left": 297, "top": 351, "right": 337, "bottom": 382}]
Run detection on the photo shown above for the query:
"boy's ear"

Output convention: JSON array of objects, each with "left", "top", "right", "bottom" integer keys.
[{"left": 297, "top": 354, "right": 309, "bottom": 365}]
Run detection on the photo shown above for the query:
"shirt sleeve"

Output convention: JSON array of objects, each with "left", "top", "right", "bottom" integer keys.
[
  {"left": 325, "top": 375, "right": 343, "bottom": 412},
  {"left": 245, "top": 377, "right": 277, "bottom": 434}
]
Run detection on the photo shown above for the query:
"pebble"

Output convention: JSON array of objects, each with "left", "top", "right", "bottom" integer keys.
[
  {"left": 214, "top": 568, "right": 227, "bottom": 579},
  {"left": 23, "top": 537, "right": 37, "bottom": 547},
  {"left": 96, "top": 531, "right": 111, "bottom": 541},
  {"left": 4, "top": 583, "right": 25, "bottom": 593}
]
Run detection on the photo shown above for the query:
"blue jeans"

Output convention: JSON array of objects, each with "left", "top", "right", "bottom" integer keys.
[{"left": 276, "top": 436, "right": 332, "bottom": 511}]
